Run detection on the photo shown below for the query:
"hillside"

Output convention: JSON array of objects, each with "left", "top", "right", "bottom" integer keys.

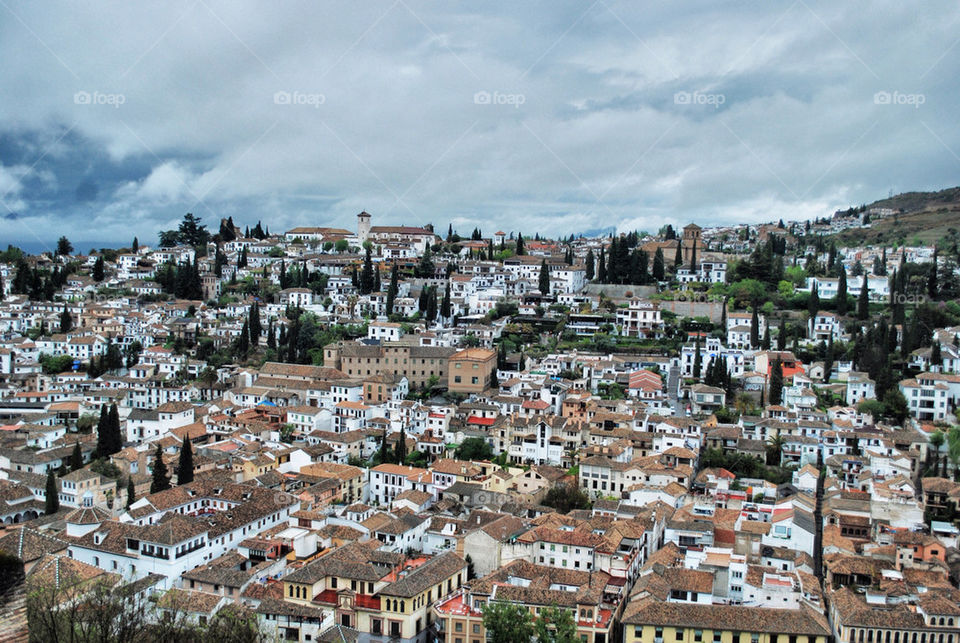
[{"left": 833, "top": 186, "right": 960, "bottom": 246}]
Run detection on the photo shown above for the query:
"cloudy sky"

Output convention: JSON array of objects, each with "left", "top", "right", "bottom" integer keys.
[{"left": 1, "top": 1, "right": 958, "bottom": 250}]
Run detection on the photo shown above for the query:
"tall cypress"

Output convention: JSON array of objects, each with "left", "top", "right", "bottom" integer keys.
[
  {"left": 857, "top": 274, "right": 870, "bottom": 320},
  {"left": 151, "top": 444, "right": 171, "bottom": 493},
  {"left": 770, "top": 359, "right": 784, "bottom": 406},
  {"left": 586, "top": 249, "right": 595, "bottom": 280},
  {"left": 45, "top": 469, "right": 59, "bottom": 514},
  {"left": 386, "top": 263, "right": 399, "bottom": 315},
  {"left": 653, "top": 248, "right": 665, "bottom": 281},
  {"left": 538, "top": 260, "right": 550, "bottom": 295},
  {"left": 126, "top": 475, "right": 136, "bottom": 508},
  {"left": 178, "top": 438, "right": 194, "bottom": 485},
  {"left": 597, "top": 248, "right": 607, "bottom": 283},
  {"left": 836, "top": 270, "right": 848, "bottom": 316}
]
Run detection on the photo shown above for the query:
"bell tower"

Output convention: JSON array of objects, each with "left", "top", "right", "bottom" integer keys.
[{"left": 357, "top": 211, "right": 372, "bottom": 243}]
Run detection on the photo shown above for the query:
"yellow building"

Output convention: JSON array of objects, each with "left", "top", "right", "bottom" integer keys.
[
  {"left": 447, "top": 348, "right": 496, "bottom": 394},
  {"left": 622, "top": 599, "right": 831, "bottom": 643}
]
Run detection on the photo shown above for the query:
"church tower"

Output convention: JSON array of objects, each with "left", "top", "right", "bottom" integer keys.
[{"left": 357, "top": 211, "right": 372, "bottom": 243}]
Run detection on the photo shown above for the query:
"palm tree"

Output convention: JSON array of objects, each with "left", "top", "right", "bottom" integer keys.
[
  {"left": 929, "top": 430, "right": 946, "bottom": 476},
  {"left": 766, "top": 430, "right": 785, "bottom": 466}
]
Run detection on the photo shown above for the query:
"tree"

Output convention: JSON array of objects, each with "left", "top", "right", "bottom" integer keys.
[
  {"left": 59, "top": 305, "right": 73, "bottom": 333},
  {"left": 395, "top": 427, "right": 408, "bottom": 464},
  {"left": 516, "top": 233, "right": 525, "bottom": 255},
  {"left": 416, "top": 246, "right": 435, "bottom": 278},
  {"left": 692, "top": 334, "right": 702, "bottom": 379},
  {"left": 836, "top": 270, "right": 848, "bottom": 315},
  {"left": 674, "top": 240, "right": 683, "bottom": 267},
  {"left": 931, "top": 342, "right": 943, "bottom": 367},
  {"left": 534, "top": 605, "right": 578, "bottom": 643},
  {"left": 857, "top": 274, "right": 869, "bottom": 320},
  {"left": 131, "top": 236, "right": 139, "bottom": 253},
  {"left": 177, "top": 438, "right": 194, "bottom": 485},
  {"left": 56, "top": 236, "right": 73, "bottom": 256},
  {"left": 585, "top": 249, "right": 595, "bottom": 280},
  {"left": 481, "top": 601, "right": 534, "bottom": 643},
  {"left": 150, "top": 443, "right": 170, "bottom": 493},
  {"left": 126, "top": 475, "right": 136, "bottom": 508},
  {"left": 543, "top": 482, "right": 591, "bottom": 513},
  {"left": 70, "top": 441, "right": 83, "bottom": 471},
  {"left": 441, "top": 282, "right": 452, "bottom": 319},
  {"left": 929, "top": 246, "right": 939, "bottom": 299},
  {"left": 178, "top": 213, "right": 209, "bottom": 247},
  {"left": 750, "top": 307, "right": 760, "bottom": 349},
  {"left": 248, "top": 301, "right": 261, "bottom": 348},
  {"left": 769, "top": 358, "right": 784, "bottom": 406},
  {"left": 454, "top": 437, "right": 494, "bottom": 460},
  {"left": 45, "top": 469, "right": 59, "bottom": 514},
  {"left": 808, "top": 283, "right": 820, "bottom": 317},
  {"left": 360, "top": 244, "right": 375, "bottom": 294},
  {"left": 538, "top": 259, "right": 550, "bottom": 295},
  {"left": 92, "top": 255, "right": 105, "bottom": 282},
  {"left": 597, "top": 248, "right": 607, "bottom": 283},
  {"left": 386, "top": 263, "right": 399, "bottom": 315},
  {"left": 376, "top": 430, "right": 392, "bottom": 465},
  {"left": 777, "top": 316, "right": 787, "bottom": 351},
  {"left": 882, "top": 389, "right": 909, "bottom": 426},
  {"left": 653, "top": 247, "right": 665, "bottom": 281},
  {"left": 766, "top": 430, "right": 785, "bottom": 466}
]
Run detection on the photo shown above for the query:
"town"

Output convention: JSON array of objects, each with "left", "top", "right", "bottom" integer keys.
[{"left": 2, "top": 194, "right": 960, "bottom": 643}]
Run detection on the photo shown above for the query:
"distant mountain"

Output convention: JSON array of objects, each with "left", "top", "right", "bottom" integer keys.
[{"left": 577, "top": 225, "right": 617, "bottom": 238}]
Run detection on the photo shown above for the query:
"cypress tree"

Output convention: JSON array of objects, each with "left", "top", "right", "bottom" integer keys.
[
  {"left": 929, "top": 247, "right": 939, "bottom": 299},
  {"left": 538, "top": 260, "right": 550, "bottom": 295},
  {"left": 750, "top": 307, "right": 760, "bottom": 349},
  {"left": 151, "top": 444, "right": 170, "bottom": 493},
  {"left": 178, "top": 438, "right": 194, "bottom": 485},
  {"left": 70, "top": 442, "right": 83, "bottom": 471},
  {"left": 761, "top": 326, "right": 771, "bottom": 350},
  {"left": 126, "top": 475, "right": 136, "bottom": 508},
  {"left": 692, "top": 334, "right": 702, "bottom": 379},
  {"left": 360, "top": 245, "right": 375, "bottom": 294},
  {"left": 777, "top": 316, "right": 787, "bottom": 351},
  {"left": 395, "top": 427, "right": 408, "bottom": 464},
  {"left": 674, "top": 240, "right": 683, "bottom": 268},
  {"left": 248, "top": 301, "right": 261, "bottom": 347},
  {"left": 857, "top": 274, "right": 870, "bottom": 320},
  {"left": 60, "top": 306, "right": 73, "bottom": 333},
  {"left": 653, "top": 248, "right": 665, "bottom": 281},
  {"left": 441, "top": 282, "right": 451, "bottom": 319},
  {"left": 770, "top": 358, "right": 784, "bottom": 406},
  {"left": 836, "top": 270, "right": 848, "bottom": 316},
  {"left": 808, "top": 283, "right": 820, "bottom": 317},
  {"left": 597, "top": 248, "right": 607, "bottom": 283},
  {"left": 586, "top": 249, "right": 595, "bottom": 280},
  {"left": 386, "top": 263, "right": 399, "bottom": 315},
  {"left": 95, "top": 404, "right": 109, "bottom": 458},
  {"left": 607, "top": 238, "right": 617, "bottom": 283},
  {"left": 515, "top": 234, "right": 525, "bottom": 255},
  {"left": 45, "top": 469, "right": 59, "bottom": 514}
]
